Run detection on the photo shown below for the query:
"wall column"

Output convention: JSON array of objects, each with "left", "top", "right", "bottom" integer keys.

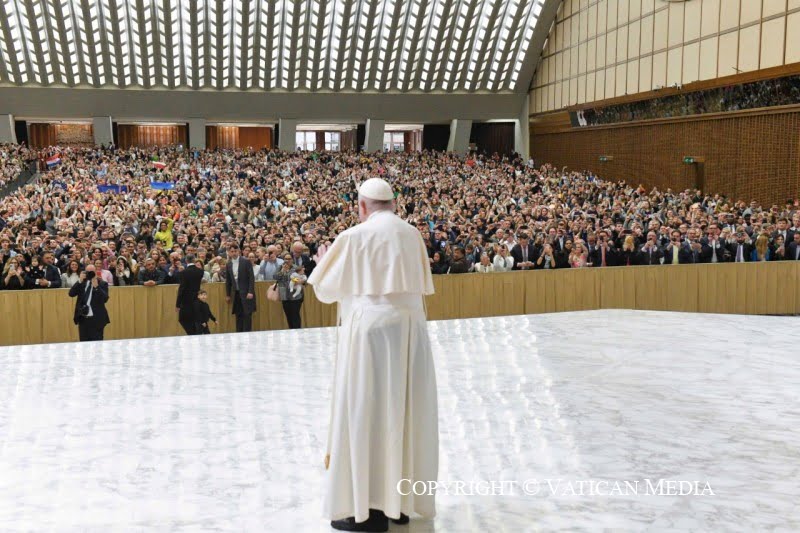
[
  {"left": 447, "top": 119, "right": 472, "bottom": 154},
  {"left": 92, "top": 116, "right": 113, "bottom": 146},
  {"left": 364, "top": 119, "right": 385, "bottom": 152},
  {"left": 188, "top": 118, "right": 206, "bottom": 150},
  {"left": 515, "top": 97, "right": 530, "bottom": 160},
  {"left": 278, "top": 118, "right": 298, "bottom": 151},
  {"left": 0, "top": 114, "right": 17, "bottom": 143}
]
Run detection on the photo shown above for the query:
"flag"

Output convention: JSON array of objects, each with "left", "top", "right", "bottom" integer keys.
[
  {"left": 97, "top": 185, "right": 129, "bottom": 194},
  {"left": 46, "top": 155, "right": 61, "bottom": 167},
  {"left": 153, "top": 161, "right": 167, "bottom": 169},
  {"left": 150, "top": 181, "right": 175, "bottom": 190}
]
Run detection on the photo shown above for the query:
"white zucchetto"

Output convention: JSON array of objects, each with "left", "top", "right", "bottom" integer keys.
[{"left": 358, "top": 178, "right": 394, "bottom": 201}]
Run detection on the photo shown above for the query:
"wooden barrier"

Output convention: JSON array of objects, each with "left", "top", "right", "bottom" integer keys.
[{"left": 0, "top": 262, "right": 798, "bottom": 346}]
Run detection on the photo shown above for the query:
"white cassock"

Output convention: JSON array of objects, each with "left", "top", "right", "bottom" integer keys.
[{"left": 308, "top": 209, "right": 439, "bottom": 523}]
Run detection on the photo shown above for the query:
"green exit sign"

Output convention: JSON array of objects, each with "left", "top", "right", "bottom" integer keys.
[
  {"left": 683, "top": 156, "right": 704, "bottom": 164},
  {"left": 599, "top": 155, "right": 614, "bottom": 162},
  {"left": 684, "top": 156, "right": 695, "bottom": 164}
]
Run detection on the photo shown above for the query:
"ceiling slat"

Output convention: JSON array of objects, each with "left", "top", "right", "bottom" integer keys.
[{"left": 0, "top": 0, "right": 545, "bottom": 93}]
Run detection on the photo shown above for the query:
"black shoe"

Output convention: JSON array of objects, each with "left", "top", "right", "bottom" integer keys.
[
  {"left": 331, "top": 509, "right": 389, "bottom": 532},
  {"left": 390, "top": 513, "right": 409, "bottom": 525}
]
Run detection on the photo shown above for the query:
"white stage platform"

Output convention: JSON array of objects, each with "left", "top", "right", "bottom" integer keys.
[{"left": 0, "top": 310, "right": 798, "bottom": 532}]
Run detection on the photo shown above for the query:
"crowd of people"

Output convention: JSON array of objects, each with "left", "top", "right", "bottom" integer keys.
[
  {"left": 0, "top": 144, "right": 798, "bottom": 295},
  {"left": 579, "top": 74, "right": 800, "bottom": 125},
  {"left": 0, "top": 144, "right": 34, "bottom": 189}
]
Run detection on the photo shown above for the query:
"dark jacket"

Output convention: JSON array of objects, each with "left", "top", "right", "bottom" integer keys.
[
  {"left": 177, "top": 265, "right": 205, "bottom": 324},
  {"left": 226, "top": 256, "right": 256, "bottom": 314},
  {"left": 639, "top": 244, "right": 663, "bottom": 266},
  {"left": 69, "top": 279, "right": 111, "bottom": 326},
  {"left": 176, "top": 265, "right": 204, "bottom": 309},
  {"left": 589, "top": 245, "right": 616, "bottom": 267},
  {"left": 447, "top": 258, "right": 471, "bottom": 274},
  {"left": 510, "top": 243, "right": 538, "bottom": 270},
  {"left": 727, "top": 242, "right": 754, "bottom": 263},
  {"left": 197, "top": 300, "right": 216, "bottom": 324},
  {"left": 138, "top": 267, "right": 166, "bottom": 285}
]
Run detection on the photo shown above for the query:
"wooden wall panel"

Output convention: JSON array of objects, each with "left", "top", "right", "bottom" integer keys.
[
  {"left": 28, "top": 123, "right": 56, "bottom": 148},
  {"left": 238, "top": 127, "right": 272, "bottom": 149},
  {"left": 341, "top": 129, "right": 357, "bottom": 151},
  {"left": 117, "top": 125, "right": 187, "bottom": 149},
  {"left": 1, "top": 263, "right": 798, "bottom": 347},
  {"left": 530, "top": 108, "right": 800, "bottom": 206},
  {"left": 531, "top": 0, "right": 800, "bottom": 112},
  {"left": 206, "top": 125, "right": 218, "bottom": 150}
]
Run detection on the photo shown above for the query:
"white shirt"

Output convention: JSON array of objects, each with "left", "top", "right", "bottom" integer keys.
[
  {"left": 84, "top": 283, "right": 94, "bottom": 317},
  {"left": 231, "top": 257, "right": 240, "bottom": 283},
  {"left": 493, "top": 255, "right": 514, "bottom": 272}
]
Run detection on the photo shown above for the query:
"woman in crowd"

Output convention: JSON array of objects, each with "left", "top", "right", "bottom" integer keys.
[
  {"left": 556, "top": 240, "right": 573, "bottom": 268},
  {"left": 569, "top": 242, "right": 589, "bottom": 268},
  {"left": 249, "top": 252, "right": 263, "bottom": 281},
  {"left": 93, "top": 258, "right": 115, "bottom": 285},
  {"left": 2, "top": 257, "right": 26, "bottom": 290},
  {"left": 474, "top": 253, "right": 495, "bottom": 273},
  {"left": 751, "top": 233, "right": 773, "bottom": 262},
  {"left": 534, "top": 243, "right": 557, "bottom": 270},
  {"left": 113, "top": 257, "right": 136, "bottom": 286},
  {"left": 211, "top": 261, "right": 226, "bottom": 283},
  {"left": 492, "top": 245, "right": 514, "bottom": 272},
  {"left": 773, "top": 234, "right": 786, "bottom": 260},
  {"left": 196, "top": 259, "right": 212, "bottom": 283},
  {"left": 430, "top": 251, "right": 450, "bottom": 275},
  {"left": 618, "top": 235, "right": 640, "bottom": 266},
  {"left": 154, "top": 217, "right": 175, "bottom": 249},
  {"left": 274, "top": 255, "right": 304, "bottom": 329},
  {"left": 61, "top": 259, "right": 82, "bottom": 289}
]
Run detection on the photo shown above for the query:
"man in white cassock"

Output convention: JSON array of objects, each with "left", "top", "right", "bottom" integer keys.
[{"left": 308, "top": 177, "right": 439, "bottom": 533}]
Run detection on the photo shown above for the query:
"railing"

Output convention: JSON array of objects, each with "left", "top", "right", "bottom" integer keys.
[{"left": 0, "top": 261, "right": 798, "bottom": 346}]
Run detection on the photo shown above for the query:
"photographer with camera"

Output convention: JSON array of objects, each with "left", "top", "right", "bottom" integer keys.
[{"left": 68, "top": 264, "right": 110, "bottom": 342}]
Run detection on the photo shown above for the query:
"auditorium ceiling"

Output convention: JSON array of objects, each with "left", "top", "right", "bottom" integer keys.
[{"left": 0, "top": 0, "right": 547, "bottom": 93}]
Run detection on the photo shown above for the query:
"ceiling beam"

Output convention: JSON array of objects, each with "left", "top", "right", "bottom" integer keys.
[
  {"left": 470, "top": 0, "right": 503, "bottom": 91},
  {"left": 492, "top": 0, "right": 530, "bottom": 91},
  {"left": 513, "top": 0, "right": 559, "bottom": 94}
]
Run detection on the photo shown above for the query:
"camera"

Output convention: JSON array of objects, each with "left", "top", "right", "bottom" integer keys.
[
  {"left": 85, "top": 270, "right": 96, "bottom": 280},
  {"left": 79, "top": 304, "right": 91, "bottom": 317}
]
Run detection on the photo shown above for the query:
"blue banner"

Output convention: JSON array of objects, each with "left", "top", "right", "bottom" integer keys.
[
  {"left": 98, "top": 184, "right": 129, "bottom": 194},
  {"left": 150, "top": 181, "right": 176, "bottom": 190}
]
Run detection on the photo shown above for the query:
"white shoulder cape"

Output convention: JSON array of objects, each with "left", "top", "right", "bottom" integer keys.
[{"left": 308, "top": 211, "right": 434, "bottom": 303}]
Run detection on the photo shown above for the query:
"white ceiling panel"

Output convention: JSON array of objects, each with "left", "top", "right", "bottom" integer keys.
[{"left": 0, "top": 0, "right": 546, "bottom": 92}]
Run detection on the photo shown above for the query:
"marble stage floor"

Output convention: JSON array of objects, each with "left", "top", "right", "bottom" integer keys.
[{"left": 0, "top": 309, "right": 798, "bottom": 532}]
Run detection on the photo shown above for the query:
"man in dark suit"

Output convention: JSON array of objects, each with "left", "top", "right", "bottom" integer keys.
[
  {"left": 290, "top": 241, "right": 316, "bottom": 276},
  {"left": 33, "top": 251, "right": 62, "bottom": 288},
  {"left": 511, "top": 233, "right": 537, "bottom": 270},
  {"left": 69, "top": 264, "right": 110, "bottom": 342},
  {"left": 589, "top": 230, "right": 616, "bottom": 267},
  {"left": 786, "top": 232, "right": 800, "bottom": 261},
  {"left": 447, "top": 247, "right": 471, "bottom": 273},
  {"left": 176, "top": 255, "right": 205, "bottom": 335},
  {"left": 727, "top": 231, "right": 754, "bottom": 263},
  {"left": 639, "top": 232, "right": 663, "bottom": 265},
  {"left": 225, "top": 244, "right": 256, "bottom": 332},
  {"left": 701, "top": 227, "right": 728, "bottom": 263},
  {"left": 772, "top": 218, "right": 795, "bottom": 246},
  {"left": 662, "top": 230, "right": 685, "bottom": 265}
]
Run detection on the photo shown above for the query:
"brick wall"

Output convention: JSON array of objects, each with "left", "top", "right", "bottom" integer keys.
[{"left": 530, "top": 108, "right": 800, "bottom": 205}]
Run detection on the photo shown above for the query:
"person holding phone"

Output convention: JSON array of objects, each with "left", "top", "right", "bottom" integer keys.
[{"left": 68, "top": 264, "right": 110, "bottom": 342}]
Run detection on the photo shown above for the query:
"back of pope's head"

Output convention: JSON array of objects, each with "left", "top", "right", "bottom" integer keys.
[{"left": 358, "top": 178, "right": 395, "bottom": 222}]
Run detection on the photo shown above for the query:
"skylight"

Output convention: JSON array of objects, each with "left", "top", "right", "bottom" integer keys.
[{"left": 0, "top": 0, "right": 544, "bottom": 92}]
